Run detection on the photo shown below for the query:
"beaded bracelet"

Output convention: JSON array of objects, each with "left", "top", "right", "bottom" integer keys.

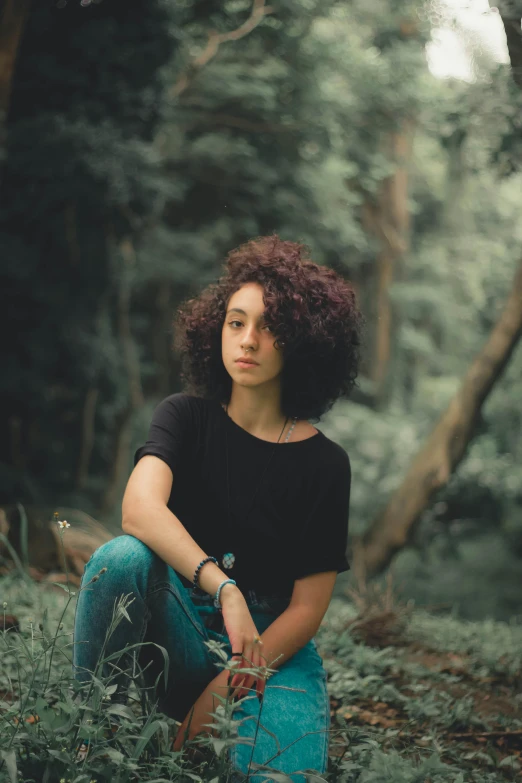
[
  {"left": 214, "top": 578, "right": 237, "bottom": 609},
  {"left": 193, "top": 556, "right": 218, "bottom": 591}
]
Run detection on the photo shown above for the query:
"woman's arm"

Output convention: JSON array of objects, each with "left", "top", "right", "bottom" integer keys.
[{"left": 122, "top": 454, "right": 238, "bottom": 601}]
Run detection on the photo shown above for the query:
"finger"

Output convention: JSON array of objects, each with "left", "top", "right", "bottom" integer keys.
[
  {"left": 236, "top": 643, "right": 251, "bottom": 696},
  {"left": 257, "top": 648, "right": 266, "bottom": 698},
  {"left": 253, "top": 639, "right": 264, "bottom": 694},
  {"left": 229, "top": 654, "right": 244, "bottom": 691},
  {"left": 229, "top": 653, "right": 242, "bottom": 677},
  {"left": 231, "top": 640, "right": 264, "bottom": 699},
  {"left": 230, "top": 674, "right": 247, "bottom": 701},
  {"left": 235, "top": 674, "right": 255, "bottom": 701},
  {"left": 252, "top": 641, "right": 260, "bottom": 671},
  {"left": 239, "top": 641, "right": 258, "bottom": 696},
  {"left": 234, "top": 644, "right": 251, "bottom": 699},
  {"left": 230, "top": 670, "right": 245, "bottom": 694},
  {"left": 258, "top": 670, "right": 266, "bottom": 699},
  {"left": 248, "top": 642, "right": 259, "bottom": 694},
  {"left": 252, "top": 645, "right": 260, "bottom": 695},
  {"left": 230, "top": 645, "right": 250, "bottom": 692}
]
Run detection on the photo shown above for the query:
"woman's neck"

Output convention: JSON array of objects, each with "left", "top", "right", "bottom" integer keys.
[{"left": 224, "top": 398, "right": 290, "bottom": 440}]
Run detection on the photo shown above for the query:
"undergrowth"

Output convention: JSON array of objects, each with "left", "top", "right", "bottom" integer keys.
[{"left": 0, "top": 521, "right": 521, "bottom": 782}]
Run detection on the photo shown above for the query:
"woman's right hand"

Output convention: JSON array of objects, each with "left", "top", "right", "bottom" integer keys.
[{"left": 219, "top": 586, "right": 267, "bottom": 702}]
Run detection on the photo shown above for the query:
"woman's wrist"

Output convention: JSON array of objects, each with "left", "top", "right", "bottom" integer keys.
[
  {"left": 196, "top": 560, "right": 236, "bottom": 598},
  {"left": 219, "top": 582, "right": 240, "bottom": 604}
]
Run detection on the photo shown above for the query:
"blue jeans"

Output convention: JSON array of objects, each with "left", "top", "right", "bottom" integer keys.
[{"left": 73, "top": 534, "right": 330, "bottom": 780}]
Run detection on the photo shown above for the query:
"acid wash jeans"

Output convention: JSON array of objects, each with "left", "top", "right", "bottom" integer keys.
[{"left": 73, "top": 535, "right": 331, "bottom": 781}]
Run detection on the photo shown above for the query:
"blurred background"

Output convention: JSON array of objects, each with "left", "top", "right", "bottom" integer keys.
[{"left": 1, "top": 0, "right": 521, "bottom": 624}]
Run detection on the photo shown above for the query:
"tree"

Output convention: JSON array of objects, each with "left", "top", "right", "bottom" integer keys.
[
  {"left": 0, "top": 0, "right": 178, "bottom": 515},
  {"left": 356, "top": 10, "right": 522, "bottom": 577},
  {"left": 356, "top": 260, "right": 522, "bottom": 575}
]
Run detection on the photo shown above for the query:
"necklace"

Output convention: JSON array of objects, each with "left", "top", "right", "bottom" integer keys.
[{"left": 221, "top": 404, "right": 298, "bottom": 572}]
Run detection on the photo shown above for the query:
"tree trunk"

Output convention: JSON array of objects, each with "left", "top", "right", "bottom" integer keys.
[
  {"left": 153, "top": 280, "right": 174, "bottom": 399},
  {"left": 100, "top": 231, "right": 144, "bottom": 516},
  {"left": 360, "top": 124, "right": 413, "bottom": 406},
  {"left": 0, "top": 0, "right": 31, "bottom": 118},
  {"left": 354, "top": 259, "right": 522, "bottom": 577},
  {"left": 100, "top": 409, "right": 135, "bottom": 517},
  {"left": 75, "top": 386, "right": 99, "bottom": 491},
  {"left": 497, "top": 1, "right": 522, "bottom": 89}
]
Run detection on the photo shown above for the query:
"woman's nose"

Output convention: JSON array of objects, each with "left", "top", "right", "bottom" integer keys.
[{"left": 241, "top": 326, "right": 259, "bottom": 347}]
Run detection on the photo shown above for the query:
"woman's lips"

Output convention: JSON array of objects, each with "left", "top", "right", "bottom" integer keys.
[{"left": 236, "top": 360, "right": 259, "bottom": 368}]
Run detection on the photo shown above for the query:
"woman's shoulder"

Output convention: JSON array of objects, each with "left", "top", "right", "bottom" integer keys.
[
  {"left": 151, "top": 393, "right": 214, "bottom": 431},
  {"left": 157, "top": 392, "right": 210, "bottom": 411},
  {"left": 311, "top": 428, "right": 350, "bottom": 472}
]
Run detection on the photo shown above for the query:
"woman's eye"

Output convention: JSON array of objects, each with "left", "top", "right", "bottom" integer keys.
[{"left": 229, "top": 321, "right": 272, "bottom": 332}]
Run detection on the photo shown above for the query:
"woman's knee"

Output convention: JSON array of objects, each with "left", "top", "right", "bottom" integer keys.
[{"left": 84, "top": 534, "right": 154, "bottom": 582}]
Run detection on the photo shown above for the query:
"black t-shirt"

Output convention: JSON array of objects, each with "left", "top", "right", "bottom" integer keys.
[{"left": 134, "top": 393, "right": 351, "bottom": 602}]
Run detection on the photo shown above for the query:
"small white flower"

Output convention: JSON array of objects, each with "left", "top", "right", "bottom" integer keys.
[{"left": 57, "top": 520, "right": 70, "bottom": 529}]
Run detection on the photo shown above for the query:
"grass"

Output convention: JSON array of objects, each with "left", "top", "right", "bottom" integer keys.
[{"left": 0, "top": 525, "right": 521, "bottom": 782}]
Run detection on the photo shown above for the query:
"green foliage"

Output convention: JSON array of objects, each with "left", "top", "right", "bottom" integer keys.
[
  {"left": 321, "top": 379, "right": 522, "bottom": 622},
  {"left": 1, "top": 0, "right": 522, "bottom": 626},
  {"left": 1, "top": 0, "right": 432, "bottom": 513},
  {"left": 1, "top": 575, "right": 520, "bottom": 782},
  {"left": 404, "top": 609, "right": 522, "bottom": 680},
  {"left": 0, "top": 0, "right": 180, "bottom": 510}
]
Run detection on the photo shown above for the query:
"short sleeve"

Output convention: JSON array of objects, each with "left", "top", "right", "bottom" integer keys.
[
  {"left": 134, "top": 393, "right": 193, "bottom": 475},
  {"left": 293, "top": 447, "right": 351, "bottom": 580}
]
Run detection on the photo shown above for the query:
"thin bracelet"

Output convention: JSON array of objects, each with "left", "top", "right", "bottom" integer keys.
[{"left": 214, "top": 579, "right": 237, "bottom": 609}]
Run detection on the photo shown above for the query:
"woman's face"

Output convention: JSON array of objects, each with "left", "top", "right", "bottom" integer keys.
[{"left": 221, "top": 282, "right": 284, "bottom": 388}]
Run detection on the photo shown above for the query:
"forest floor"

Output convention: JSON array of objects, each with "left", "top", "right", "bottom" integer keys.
[
  {"left": 0, "top": 570, "right": 520, "bottom": 782},
  {"left": 318, "top": 588, "right": 522, "bottom": 781}
]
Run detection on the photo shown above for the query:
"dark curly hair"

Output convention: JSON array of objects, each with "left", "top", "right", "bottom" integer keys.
[{"left": 173, "top": 234, "right": 364, "bottom": 422}]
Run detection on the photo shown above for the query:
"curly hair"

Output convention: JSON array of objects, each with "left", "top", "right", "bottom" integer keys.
[{"left": 173, "top": 234, "right": 364, "bottom": 422}]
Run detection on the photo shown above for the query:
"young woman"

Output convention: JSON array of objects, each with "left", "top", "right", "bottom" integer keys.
[{"left": 73, "top": 234, "right": 363, "bottom": 778}]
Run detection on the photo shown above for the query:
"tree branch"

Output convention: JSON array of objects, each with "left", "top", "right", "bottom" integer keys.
[{"left": 170, "top": 0, "right": 274, "bottom": 99}]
